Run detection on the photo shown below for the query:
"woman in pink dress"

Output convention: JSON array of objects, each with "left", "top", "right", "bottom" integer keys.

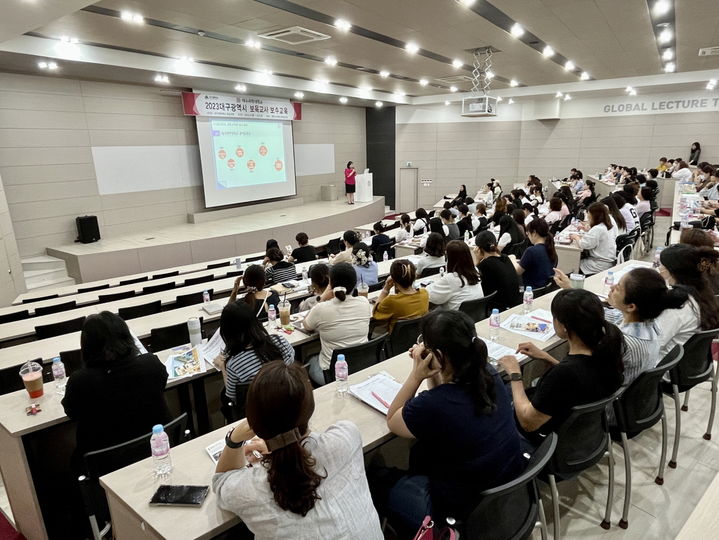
[{"left": 344, "top": 161, "right": 356, "bottom": 205}]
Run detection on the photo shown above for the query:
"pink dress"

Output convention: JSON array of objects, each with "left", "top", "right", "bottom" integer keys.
[{"left": 344, "top": 168, "right": 356, "bottom": 194}]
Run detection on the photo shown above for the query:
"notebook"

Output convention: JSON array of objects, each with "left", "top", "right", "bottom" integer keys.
[{"left": 349, "top": 372, "right": 402, "bottom": 415}]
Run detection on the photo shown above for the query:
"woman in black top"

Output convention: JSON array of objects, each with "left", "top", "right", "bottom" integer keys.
[
  {"left": 497, "top": 214, "right": 524, "bottom": 255},
  {"left": 62, "top": 312, "right": 171, "bottom": 469},
  {"left": 288, "top": 232, "right": 317, "bottom": 263},
  {"left": 473, "top": 230, "right": 521, "bottom": 311},
  {"left": 490, "top": 198, "right": 507, "bottom": 227}
]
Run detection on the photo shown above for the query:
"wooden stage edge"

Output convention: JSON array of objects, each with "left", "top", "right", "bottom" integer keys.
[{"left": 47, "top": 197, "right": 386, "bottom": 283}]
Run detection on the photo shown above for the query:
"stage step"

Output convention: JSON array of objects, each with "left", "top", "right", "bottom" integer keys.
[
  {"left": 21, "top": 255, "right": 67, "bottom": 272},
  {"left": 21, "top": 256, "right": 75, "bottom": 292}
]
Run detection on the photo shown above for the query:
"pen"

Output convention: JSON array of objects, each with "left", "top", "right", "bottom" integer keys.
[
  {"left": 531, "top": 315, "right": 552, "bottom": 324},
  {"left": 371, "top": 391, "right": 390, "bottom": 409}
]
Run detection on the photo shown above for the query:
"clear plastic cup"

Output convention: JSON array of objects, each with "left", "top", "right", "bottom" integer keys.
[
  {"left": 19, "top": 361, "right": 44, "bottom": 399},
  {"left": 569, "top": 273, "right": 585, "bottom": 289},
  {"left": 357, "top": 282, "right": 369, "bottom": 298},
  {"left": 278, "top": 300, "right": 291, "bottom": 327}
]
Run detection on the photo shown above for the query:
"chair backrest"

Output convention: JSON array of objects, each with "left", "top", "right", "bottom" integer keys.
[
  {"left": 142, "top": 282, "right": 176, "bottom": 295},
  {"left": 152, "top": 270, "right": 179, "bottom": 280},
  {"left": 547, "top": 387, "right": 624, "bottom": 477},
  {"left": 118, "top": 276, "right": 148, "bottom": 286},
  {"left": 0, "top": 358, "right": 45, "bottom": 395},
  {"left": 34, "top": 300, "right": 77, "bottom": 316},
  {"left": 77, "top": 284, "right": 110, "bottom": 293},
  {"left": 326, "top": 238, "right": 342, "bottom": 256},
  {"left": 35, "top": 315, "right": 86, "bottom": 340},
  {"left": 150, "top": 319, "right": 201, "bottom": 352},
  {"left": 508, "top": 238, "right": 529, "bottom": 259},
  {"left": 617, "top": 242, "right": 633, "bottom": 264},
  {"left": 118, "top": 300, "right": 162, "bottom": 321},
  {"left": 532, "top": 281, "right": 558, "bottom": 299},
  {"left": 368, "top": 280, "right": 386, "bottom": 293},
  {"left": 668, "top": 328, "right": 719, "bottom": 391},
  {"left": 225, "top": 270, "right": 243, "bottom": 278},
  {"left": 207, "top": 261, "right": 230, "bottom": 269},
  {"left": 59, "top": 348, "right": 84, "bottom": 375},
  {"left": 325, "top": 335, "right": 386, "bottom": 383},
  {"left": 458, "top": 292, "right": 496, "bottom": 323},
  {"left": 613, "top": 345, "right": 683, "bottom": 433},
  {"left": 183, "top": 274, "right": 214, "bottom": 287},
  {"left": 98, "top": 290, "right": 136, "bottom": 303},
  {"left": 0, "top": 309, "right": 29, "bottom": 324},
  {"left": 463, "top": 433, "right": 558, "bottom": 539},
  {"left": 386, "top": 317, "right": 423, "bottom": 357},
  {"left": 639, "top": 211, "right": 655, "bottom": 231},
  {"left": 175, "top": 289, "right": 213, "bottom": 308},
  {"left": 419, "top": 266, "right": 442, "bottom": 278},
  {"left": 22, "top": 293, "right": 59, "bottom": 304},
  {"left": 373, "top": 241, "right": 394, "bottom": 262}
]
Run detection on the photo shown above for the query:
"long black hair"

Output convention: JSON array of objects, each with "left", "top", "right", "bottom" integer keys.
[
  {"left": 329, "top": 262, "right": 357, "bottom": 301},
  {"left": 420, "top": 310, "right": 496, "bottom": 415},
  {"left": 526, "top": 218, "right": 558, "bottom": 266},
  {"left": 499, "top": 214, "right": 523, "bottom": 245},
  {"left": 621, "top": 268, "right": 688, "bottom": 320},
  {"left": 81, "top": 311, "right": 139, "bottom": 368},
  {"left": 601, "top": 195, "right": 626, "bottom": 231},
  {"left": 220, "top": 301, "right": 282, "bottom": 360}
]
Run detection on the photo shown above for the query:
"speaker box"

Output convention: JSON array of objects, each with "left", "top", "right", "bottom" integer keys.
[{"left": 76, "top": 215, "right": 100, "bottom": 244}]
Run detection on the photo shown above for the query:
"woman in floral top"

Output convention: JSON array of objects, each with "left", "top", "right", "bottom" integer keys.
[{"left": 352, "top": 242, "right": 378, "bottom": 287}]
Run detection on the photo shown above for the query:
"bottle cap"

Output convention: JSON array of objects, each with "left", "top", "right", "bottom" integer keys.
[
  {"left": 526, "top": 286, "right": 532, "bottom": 292},
  {"left": 337, "top": 354, "right": 345, "bottom": 362},
  {"left": 52, "top": 357, "right": 61, "bottom": 363},
  {"left": 269, "top": 304, "right": 275, "bottom": 309},
  {"left": 491, "top": 308, "right": 499, "bottom": 314},
  {"left": 152, "top": 424, "right": 164, "bottom": 434}
]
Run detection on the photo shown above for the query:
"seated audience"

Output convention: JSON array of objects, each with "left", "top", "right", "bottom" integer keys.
[
  {"left": 635, "top": 187, "right": 652, "bottom": 218},
  {"left": 415, "top": 232, "right": 447, "bottom": 276},
  {"left": 497, "top": 214, "right": 525, "bottom": 254},
  {"left": 372, "top": 260, "right": 429, "bottom": 332},
  {"left": 331, "top": 230, "right": 359, "bottom": 265},
  {"left": 264, "top": 247, "right": 297, "bottom": 286},
  {"left": 474, "top": 203, "right": 489, "bottom": 231},
  {"left": 352, "top": 243, "right": 379, "bottom": 287},
  {"left": 601, "top": 195, "right": 627, "bottom": 238},
  {"left": 545, "top": 197, "right": 564, "bottom": 224},
  {"left": 288, "top": 232, "right": 317, "bottom": 263},
  {"left": 672, "top": 160, "right": 693, "bottom": 182},
  {"left": 521, "top": 203, "right": 538, "bottom": 226},
  {"left": 457, "top": 204, "right": 475, "bottom": 236},
  {"left": 262, "top": 239, "right": 280, "bottom": 265},
  {"left": 571, "top": 202, "right": 616, "bottom": 275},
  {"left": 490, "top": 198, "right": 507, "bottom": 227},
  {"left": 426, "top": 241, "right": 484, "bottom": 310},
  {"left": 395, "top": 213, "right": 413, "bottom": 243},
  {"left": 440, "top": 209, "right": 460, "bottom": 240},
  {"left": 514, "top": 218, "right": 557, "bottom": 289},
  {"left": 613, "top": 193, "right": 639, "bottom": 232},
  {"left": 214, "top": 362, "right": 383, "bottom": 539},
  {"left": 298, "top": 263, "right": 330, "bottom": 312},
  {"left": 230, "top": 264, "right": 280, "bottom": 318},
  {"left": 473, "top": 230, "right": 521, "bottom": 311},
  {"left": 413, "top": 208, "right": 430, "bottom": 235},
  {"left": 369, "top": 222, "right": 391, "bottom": 257}
]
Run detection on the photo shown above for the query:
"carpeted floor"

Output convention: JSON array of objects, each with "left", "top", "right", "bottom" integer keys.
[{"left": 0, "top": 512, "right": 24, "bottom": 540}]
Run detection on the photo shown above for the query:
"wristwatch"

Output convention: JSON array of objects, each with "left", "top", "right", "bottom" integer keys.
[
  {"left": 509, "top": 372, "right": 522, "bottom": 382},
  {"left": 225, "top": 428, "right": 246, "bottom": 449}
]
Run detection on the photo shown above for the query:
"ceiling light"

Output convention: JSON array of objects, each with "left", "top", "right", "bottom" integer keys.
[
  {"left": 405, "top": 42, "right": 420, "bottom": 54},
  {"left": 625, "top": 86, "right": 634, "bottom": 93},
  {"left": 485, "top": 70, "right": 495, "bottom": 79},
  {"left": 60, "top": 36, "right": 79, "bottom": 44},
  {"left": 444, "top": 100, "right": 451, "bottom": 105},
  {"left": 662, "top": 48, "right": 674, "bottom": 61},
  {"left": 508, "top": 98, "right": 515, "bottom": 104},
  {"left": 245, "top": 39, "right": 261, "bottom": 49},
  {"left": 394, "top": 91, "right": 406, "bottom": 98},
  {"left": 47, "top": 61, "right": 58, "bottom": 70},
  {"left": 510, "top": 23, "right": 525, "bottom": 38},
  {"left": 294, "top": 91, "right": 304, "bottom": 99},
  {"left": 509, "top": 79, "right": 519, "bottom": 87},
  {"left": 235, "top": 84, "right": 247, "bottom": 92},
  {"left": 564, "top": 60, "right": 575, "bottom": 71},
  {"left": 563, "top": 94, "right": 571, "bottom": 101},
  {"left": 324, "top": 56, "right": 337, "bottom": 67},
  {"left": 629, "top": 89, "right": 637, "bottom": 96},
  {"left": 664, "top": 62, "right": 676, "bottom": 73},
  {"left": 37, "top": 61, "right": 47, "bottom": 69},
  {"left": 154, "top": 74, "right": 169, "bottom": 84},
  {"left": 658, "top": 27, "right": 673, "bottom": 44},
  {"left": 496, "top": 96, "right": 503, "bottom": 102},
  {"left": 449, "top": 86, "right": 458, "bottom": 92},
  {"left": 707, "top": 80, "right": 716, "bottom": 90},
  {"left": 375, "top": 101, "right": 383, "bottom": 108},
  {"left": 459, "top": 0, "right": 477, "bottom": 6},
  {"left": 452, "top": 59, "right": 463, "bottom": 69},
  {"left": 178, "top": 56, "right": 194, "bottom": 63},
  {"left": 653, "top": 0, "right": 671, "bottom": 17},
  {"left": 542, "top": 45, "right": 555, "bottom": 57},
  {"left": 419, "top": 78, "right": 429, "bottom": 86},
  {"left": 262, "top": 69, "right": 273, "bottom": 75},
  {"left": 316, "top": 79, "right": 329, "bottom": 86},
  {"left": 580, "top": 71, "right": 590, "bottom": 80},
  {"left": 379, "top": 70, "right": 390, "bottom": 78},
  {"left": 339, "top": 96, "right": 348, "bottom": 104},
  {"left": 555, "top": 91, "right": 563, "bottom": 98},
  {"left": 334, "top": 18, "right": 352, "bottom": 32},
  {"left": 360, "top": 85, "right": 373, "bottom": 93},
  {"left": 121, "top": 11, "right": 144, "bottom": 24}
]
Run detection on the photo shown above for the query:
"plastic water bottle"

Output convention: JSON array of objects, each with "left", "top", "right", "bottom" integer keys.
[
  {"left": 653, "top": 247, "right": 663, "bottom": 269},
  {"left": 187, "top": 317, "right": 202, "bottom": 347},
  {"left": 382, "top": 251, "right": 389, "bottom": 262},
  {"left": 267, "top": 304, "right": 278, "bottom": 328},
  {"left": 489, "top": 309, "right": 501, "bottom": 341},
  {"left": 150, "top": 425, "right": 172, "bottom": 477},
  {"left": 522, "top": 286, "right": 533, "bottom": 315},
  {"left": 335, "top": 354, "right": 348, "bottom": 397},
  {"left": 604, "top": 271, "right": 614, "bottom": 296},
  {"left": 51, "top": 357, "right": 66, "bottom": 395},
  {"left": 302, "top": 267, "right": 309, "bottom": 282},
  {"left": 464, "top": 229, "right": 471, "bottom": 242},
  {"left": 439, "top": 266, "right": 446, "bottom": 277},
  {"left": 202, "top": 290, "right": 210, "bottom": 303},
  {"left": 235, "top": 258, "right": 243, "bottom": 271}
]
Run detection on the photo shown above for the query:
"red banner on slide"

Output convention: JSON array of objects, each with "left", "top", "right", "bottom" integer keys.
[{"left": 181, "top": 91, "right": 300, "bottom": 120}]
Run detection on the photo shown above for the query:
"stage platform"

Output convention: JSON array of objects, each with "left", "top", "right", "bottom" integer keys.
[{"left": 47, "top": 197, "right": 386, "bottom": 282}]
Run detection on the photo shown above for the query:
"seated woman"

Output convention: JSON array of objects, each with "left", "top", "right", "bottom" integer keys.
[
  {"left": 498, "top": 289, "right": 624, "bottom": 445},
  {"left": 298, "top": 263, "right": 330, "bottom": 312},
  {"left": 601, "top": 195, "right": 627, "bottom": 238},
  {"left": 613, "top": 193, "right": 639, "bottom": 232},
  {"left": 303, "top": 263, "right": 371, "bottom": 385},
  {"left": 330, "top": 230, "right": 360, "bottom": 265},
  {"left": 372, "top": 259, "right": 429, "bottom": 332},
  {"left": 379, "top": 310, "right": 523, "bottom": 532},
  {"left": 521, "top": 203, "right": 538, "bottom": 226},
  {"left": 264, "top": 247, "right": 297, "bottom": 286},
  {"left": 413, "top": 208, "right": 430, "bottom": 236},
  {"left": 395, "top": 214, "right": 413, "bottom": 244},
  {"left": 229, "top": 264, "right": 280, "bottom": 319},
  {"left": 62, "top": 312, "right": 171, "bottom": 468},
  {"left": 513, "top": 218, "right": 558, "bottom": 289},
  {"left": 497, "top": 214, "right": 525, "bottom": 254},
  {"left": 288, "top": 232, "right": 317, "bottom": 263},
  {"left": 414, "top": 232, "right": 446, "bottom": 276},
  {"left": 262, "top": 239, "right": 280, "bottom": 264},
  {"left": 369, "top": 222, "right": 391, "bottom": 257},
  {"left": 656, "top": 244, "right": 719, "bottom": 357},
  {"left": 490, "top": 197, "right": 507, "bottom": 227},
  {"left": 635, "top": 186, "right": 652, "bottom": 218},
  {"left": 679, "top": 228, "right": 719, "bottom": 292},
  {"left": 570, "top": 202, "right": 616, "bottom": 275},
  {"left": 474, "top": 203, "right": 489, "bottom": 232},
  {"left": 426, "top": 240, "right": 483, "bottom": 310},
  {"left": 544, "top": 197, "right": 564, "bottom": 225},
  {"left": 473, "top": 231, "right": 521, "bottom": 311},
  {"left": 214, "top": 301, "right": 294, "bottom": 404},
  {"left": 214, "top": 362, "right": 383, "bottom": 539},
  {"left": 352, "top": 242, "right": 379, "bottom": 287}
]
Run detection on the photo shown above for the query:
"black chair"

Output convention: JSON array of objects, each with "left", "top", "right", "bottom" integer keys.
[
  {"left": 118, "top": 276, "right": 148, "bottom": 286},
  {"left": 22, "top": 293, "right": 59, "bottom": 304},
  {"left": 78, "top": 413, "right": 190, "bottom": 540},
  {"left": 324, "top": 335, "right": 386, "bottom": 384},
  {"left": 0, "top": 309, "right": 29, "bottom": 324},
  {"left": 507, "top": 238, "right": 530, "bottom": 259},
  {"left": 183, "top": 274, "right": 214, "bottom": 287},
  {"left": 77, "top": 284, "right": 110, "bottom": 293},
  {"left": 207, "top": 261, "right": 231, "bottom": 269},
  {"left": 142, "top": 282, "right": 176, "bottom": 295},
  {"left": 222, "top": 381, "right": 252, "bottom": 424},
  {"left": 639, "top": 210, "right": 656, "bottom": 253},
  {"left": 611, "top": 345, "right": 683, "bottom": 528},
  {"left": 419, "top": 266, "right": 442, "bottom": 278},
  {"left": 661, "top": 328, "right": 719, "bottom": 468},
  {"left": 152, "top": 270, "right": 179, "bottom": 280},
  {"left": 225, "top": 270, "right": 243, "bottom": 278},
  {"left": 551, "top": 215, "right": 572, "bottom": 234},
  {"left": 458, "top": 292, "right": 496, "bottom": 323},
  {"left": 532, "top": 281, "right": 558, "bottom": 299},
  {"left": 150, "top": 318, "right": 202, "bottom": 352},
  {"left": 544, "top": 387, "right": 624, "bottom": 538},
  {"left": 455, "top": 433, "right": 558, "bottom": 539},
  {"left": 175, "top": 289, "right": 213, "bottom": 308},
  {"left": 34, "top": 300, "right": 77, "bottom": 316},
  {"left": 326, "top": 238, "right": 342, "bottom": 256},
  {"left": 59, "top": 348, "right": 84, "bottom": 375},
  {"left": 118, "top": 300, "right": 162, "bottom": 320},
  {"left": 373, "top": 241, "right": 395, "bottom": 262},
  {"left": 98, "top": 290, "right": 136, "bottom": 303},
  {"left": 35, "top": 316, "right": 86, "bottom": 340},
  {"left": 386, "top": 318, "right": 422, "bottom": 358},
  {"left": 616, "top": 228, "right": 641, "bottom": 264}
]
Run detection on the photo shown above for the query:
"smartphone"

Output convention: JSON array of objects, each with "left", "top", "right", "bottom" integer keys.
[{"left": 149, "top": 485, "right": 209, "bottom": 507}]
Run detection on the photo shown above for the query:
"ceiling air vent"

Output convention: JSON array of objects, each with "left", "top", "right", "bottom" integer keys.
[
  {"left": 435, "top": 75, "right": 473, "bottom": 84},
  {"left": 698, "top": 46, "right": 719, "bottom": 56},
  {"left": 259, "top": 26, "right": 330, "bottom": 45}
]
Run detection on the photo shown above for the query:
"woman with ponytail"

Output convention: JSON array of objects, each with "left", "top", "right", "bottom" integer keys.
[
  {"left": 303, "top": 263, "right": 371, "bottom": 385},
  {"left": 214, "top": 362, "right": 383, "bottom": 539},
  {"left": 372, "top": 259, "right": 429, "bottom": 332},
  {"left": 380, "top": 310, "right": 523, "bottom": 532},
  {"left": 513, "top": 218, "right": 558, "bottom": 289},
  {"left": 228, "top": 264, "right": 280, "bottom": 320},
  {"left": 499, "top": 289, "right": 624, "bottom": 443}
]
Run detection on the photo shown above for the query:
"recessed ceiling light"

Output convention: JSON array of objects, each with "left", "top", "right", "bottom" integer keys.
[
  {"left": 563, "top": 94, "right": 571, "bottom": 101},
  {"left": 444, "top": 100, "right": 451, "bottom": 105},
  {"left": 379, "top": 70, "right": 390, "bottom": 78},
  {"left": 459, "top": 0, "right": 477, "bottom": 6},
  {"left": 509, "top": 79, "right": 519, "bottom": 87},
  {"left": 628, "top": 89, "right": 637, "bottom": 96},
  {"left": 262, "top": 69, "right": 273, "bottom": 75},
  {"left": 625, "top": 86, "right": 634, "bottom": 93},
  {"left": 178, "top": 56, "right": 194, "bottom": 63},
  {"left": 449, "top": 86, "right": 458, "bottom": 92},
  {"left": 294, "top": 91, "right": 304, "bottom": 99},
  {"left": 235, "top": 84, "right": 247, "bottom": 92},
  {"left": 485, "top": 70, "right": 495, "bottom": 79},
  {"left": 394, "top": 91, "right": 406, "bottom": 98},
  {"left": 664, "top": 62, "right": 676, "bottom": 72},
  {"left": 360, "top": 85, "right": 373, "bottom": 93},
  {"left": 658, "top": 27, "right": 673, "bottom": 44},
  {"left": 452, "top": 59, "right": 463, "bottom": 69},
  {"left": 37, "top": 61, "right": 47, "bottom": 69},
  {"left": 405, "top": 42, "right": 420, "bottom": 54},
  {"left": 154, "top": 74, "right": 169, "bottom": 84},
  {"left": 542, "top": 45, "right": 555, "bottom": 57},
  {"left": 508, "top": 98, "right": 515, "bottom": 104},
  {"left": 564, "top": 60, "right": 575, "bottom": 71},
  {"left": 653, "top": 0, "right": 671, "bottom": 17},
  {"left": 334, "top": 18, "right": 352, "bottom": 32},
  {"left": 375, "top": 101, "right": 383, "bottom": 108},
  {"left": 707, "top": 80, "right": 716, "bottom": 90},
  {"left": 339, "top": 96, "right": 348, "bottom": 104},
  {"left": 555, "top": 91, "right": 563, "bottom": 98},
  {"left": 580, "top": 71, "right": 590, "bottom": 80},
  {"left": 245, "top": 39, "right": 261, "bottom": 49},
  {"left": 419, "top": 78, "right": 429, "bottom": 86},
  {"left": 324, "top": 56, "right": 337, "bottom": 67},
  {"left": 496, "top": 96, "right": 503, "bottom": 102},
  {"left": 316, "top": 79, "right": 329, "bottom": 86},
  {"left": 662, "top": 48, "right": 674, "bottom": 61},
  {"left": 60, "top": 36, "right": 79, "bottom": 44},
  {"left": 510, "top": 23, "right": 525, "bottom": 38},
  {"left": 38, "top": 60, "right": 59, "bottom": 71},
  {"left": 121, "top": 11, "right": 144, "bottom": 24}
]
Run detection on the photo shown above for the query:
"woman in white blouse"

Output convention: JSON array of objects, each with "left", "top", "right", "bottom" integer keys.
[
  {"left": 570, "top": 202, "right": 616, "bottom": 275},
  {"left": 394, "top": 213, "right": 413, "bottom": 244},
  {"left": 415, "top": 232, "right": 447, "bottom": 276},
  {"left": 671, "top": 160, "right": 693, "bottom": 182},
  {"left": 426, "top": 240, "right": 483, "bottom": 310}
]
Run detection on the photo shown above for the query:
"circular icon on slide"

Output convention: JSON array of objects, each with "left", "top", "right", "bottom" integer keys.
[
  {"left": 227, "top": 159, "right": 236, "bottom": 169},
  {"left": 247, "top": 160, "right": 256, "bottom": 171},
  {"left": 274, "top": 159, "right": 283, "bottom": 171},
  {"left": 259, "top": 144, "right": 268, "bottom": 157},
  {"left": 218, "top": 148, "right": 227, "bottom": 160},
  {"left": 235, "top": 147, "right": 244, "bottom": 158}
]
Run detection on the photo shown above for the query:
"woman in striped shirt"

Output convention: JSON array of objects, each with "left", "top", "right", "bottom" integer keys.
[{"left": 264, "top": 247, "right": 297, "bottom": 286}]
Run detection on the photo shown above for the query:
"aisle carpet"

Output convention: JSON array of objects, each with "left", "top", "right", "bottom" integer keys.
[
  {"left": 656, "top": 207, "right": 672, "bottom": 217},
  {"left": 0, "top": 512, "right": 24, "bottom": 540}
]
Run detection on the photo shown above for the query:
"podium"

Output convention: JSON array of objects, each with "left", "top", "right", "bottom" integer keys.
[{"left": 355, "top": 172, "right": 373, "bottom": 203}]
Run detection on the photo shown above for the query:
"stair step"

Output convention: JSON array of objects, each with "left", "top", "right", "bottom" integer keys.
[
  {"left": 21, "top": 255, "right": 67, "bottom": 272},
  {"left": 26, "top": 277, "right": 76, "bottom": 292},
  {"left": 24, "top": 268, "right": 72, "bottom": 288}
]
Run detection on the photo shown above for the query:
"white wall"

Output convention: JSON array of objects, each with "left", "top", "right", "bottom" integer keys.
[{"left": 0, "top": 172, "right": 25, "bottom": 305}]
